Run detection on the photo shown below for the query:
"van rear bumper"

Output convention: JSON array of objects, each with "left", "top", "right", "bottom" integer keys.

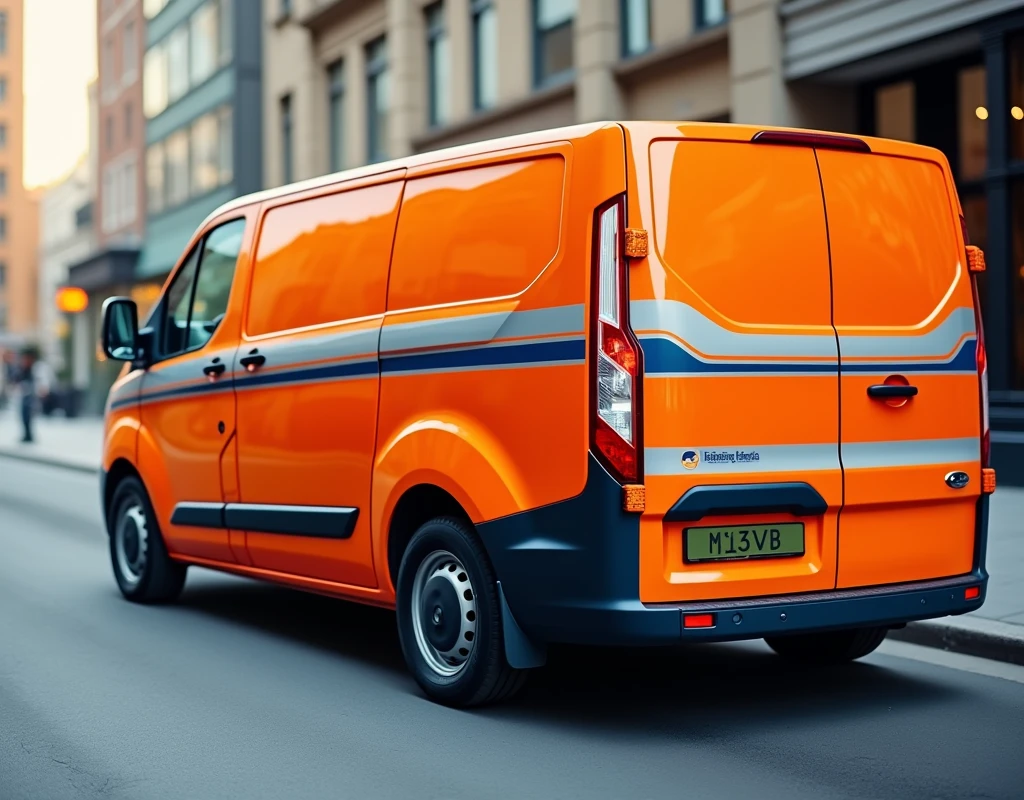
[{"left": 476, "top": 454, "right": 990, "bottom": 647}]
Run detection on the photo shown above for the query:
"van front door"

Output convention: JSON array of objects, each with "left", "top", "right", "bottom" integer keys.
[{"left": 139, "top": 219, "right": 248, "bottom": 563}]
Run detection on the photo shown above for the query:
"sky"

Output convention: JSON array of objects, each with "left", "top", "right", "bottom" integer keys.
[{"left": 23, "top": 0, "right": 97, "bottom": 189}]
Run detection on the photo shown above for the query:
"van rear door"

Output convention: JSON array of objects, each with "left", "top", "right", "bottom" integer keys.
[
  {"left": 634, "top": 136, "right": 842, "bottom": 603},
  {"left": 816, "top": 148, "right": 982, "bottom": 588}
]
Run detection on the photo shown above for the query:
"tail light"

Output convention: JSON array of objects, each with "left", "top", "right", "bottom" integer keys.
[
  {"left": 591, "top": 195, "right": 642, "bottom": 484},
  {"left": 961, "top": 215, "right": 990, "bottom": 469}
]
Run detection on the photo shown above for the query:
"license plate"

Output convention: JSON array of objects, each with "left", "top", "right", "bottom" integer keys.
[{"left": 684, "top": 523, "right": 805, "bottom": 563}]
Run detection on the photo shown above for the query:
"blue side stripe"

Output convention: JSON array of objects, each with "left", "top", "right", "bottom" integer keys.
[
  {"left": 235, "top": 358, "right": 378, "bottom": 389},
  {"left": 641, "top": 336, "right": 977, "bottom": 375},
  {"left": 381, "top": 338, "right": 585, "bottom": 373}
]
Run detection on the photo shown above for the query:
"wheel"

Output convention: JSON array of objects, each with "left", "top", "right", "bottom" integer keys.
[
  {"left": 396, "top": 516, "right": 528, "bottom": 707},
  {"left": 764, "top": 626, "right": 888, "bottom": 665},
  {"left": 108, "top": 475, "right": 187, "bottom": 603}
]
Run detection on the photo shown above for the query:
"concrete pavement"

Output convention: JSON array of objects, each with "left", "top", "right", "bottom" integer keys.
[
  {"left": 1, "top": 410, "right": 1022, "bottom": 664},
  {"left": 2, "top": 459, "right": 1024, "bottom": 799}
]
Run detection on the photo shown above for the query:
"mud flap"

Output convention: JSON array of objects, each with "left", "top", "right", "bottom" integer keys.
[{"left": 498, "top": 581, "right": 547, "bottom": 669}]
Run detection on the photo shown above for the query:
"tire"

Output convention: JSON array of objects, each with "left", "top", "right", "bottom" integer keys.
[
  {"left": 396, "top": 516, "right": 528, "bottom": 707},
  {"left": 108, "top": 475, "right": 187, "bottom": 603},
  {"left": 764, "top": 626, "right": 888, "bottom": 665}
]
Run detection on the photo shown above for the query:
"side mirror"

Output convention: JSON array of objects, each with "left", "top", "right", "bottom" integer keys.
[{"left": 101, "top": 297, "right": 140, "bottom": 362}]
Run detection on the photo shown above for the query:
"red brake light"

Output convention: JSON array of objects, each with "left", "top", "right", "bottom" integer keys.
[
  {"left": 751, "top": 130, "right": 871, "bottom": 153},
  {"left": 591, "top": 194, "right": 642, "bottom": 484}
]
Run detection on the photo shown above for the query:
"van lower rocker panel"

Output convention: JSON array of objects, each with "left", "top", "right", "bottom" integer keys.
[{"left": 171, "top": 501, "right": 358, "bottom": 539}]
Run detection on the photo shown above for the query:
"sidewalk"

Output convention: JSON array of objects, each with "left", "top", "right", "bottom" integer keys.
[{"left": 0, "top": 411, "right": 1021, "bottom": 662}]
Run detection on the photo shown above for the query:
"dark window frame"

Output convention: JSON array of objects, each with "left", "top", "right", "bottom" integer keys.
[
  {"left": 694, "top": 0, "right": 728, "bottom": 31},
  {"left": 366, "top": 36, "right": 388, "bottom": 164},
  {"left": 328, "top": 60, "right": 345, "bottom": 172},
  {"left": 532, "top": 0, "right": 575, "bottom": 88},
  {"left": 620, "top": 0, "right": 651, "bottom": 58},
  {"left": 426, "top": 2, "right": 448, "bottom": 127},
  {"left": 471, "top": 0, "right": 496, "bottom": 111},
  {"left": 280, "top": 93, "right": 293, "bottom": 185}
]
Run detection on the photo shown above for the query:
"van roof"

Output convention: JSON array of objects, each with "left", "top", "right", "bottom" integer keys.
[{"left": 201, "top": 121, "right": 954, "bottom": 230}]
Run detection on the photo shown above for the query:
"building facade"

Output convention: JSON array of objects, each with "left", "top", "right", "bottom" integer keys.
[
  {"left": 263, "top": 0, "right": 1024, "bottom": 482},
  {"left": 0, "top": 0, "right": 38, "bottom": 350},
  {"left": 136, "top": 0, "right": 263, "bottom": 283}
]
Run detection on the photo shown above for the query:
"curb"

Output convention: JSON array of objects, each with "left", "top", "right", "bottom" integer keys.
[
  {"left": 888, "top": 616, "right": 1024, "bottom": 667},
  {"left": 0, "top": 449, "right": 99, "bottom": 476}
]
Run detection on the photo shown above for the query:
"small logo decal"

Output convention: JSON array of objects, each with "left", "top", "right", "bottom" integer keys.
[
  {"left": 682, "top": 450, "right": 700, "bottom": 470},
  {"left": 945, "top": 471, "right": 970, "bottom": 490}
]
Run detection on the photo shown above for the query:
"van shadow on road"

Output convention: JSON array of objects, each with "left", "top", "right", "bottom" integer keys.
[{"left": 173, "top": 573, "right": 958, "bottom": 734}]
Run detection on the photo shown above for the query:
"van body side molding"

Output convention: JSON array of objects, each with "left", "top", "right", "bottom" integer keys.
[
  {"left": 170, "top": 502, "right": 358, "bottom": 539},
  {"left": 170, "top": 502, "right": 226, "bottom": 528},
  {"left": 664, "top": 483, "right": 828, "bottom": 523}
]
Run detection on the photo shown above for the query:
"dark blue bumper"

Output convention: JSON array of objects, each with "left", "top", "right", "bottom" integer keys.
[{"left": 477, "top": 455, "right": 990, "bottom": 647}]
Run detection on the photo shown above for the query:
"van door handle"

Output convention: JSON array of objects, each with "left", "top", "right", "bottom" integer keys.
[
  {"left": 239, "top": 350, "right": 266, "bottom": 371},
  {"left": 867, "top": 384, "right": 918, "bottom": 399},
  {"left": 203, "top": 362, "right": 226, "bottom": 378}
]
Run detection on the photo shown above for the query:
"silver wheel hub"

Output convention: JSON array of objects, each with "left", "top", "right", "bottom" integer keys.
[
  {"left": 410, "top": 550, "right": 478, "bottom": 677},
  {"left": 115, "top": 503, "right": 149, "bottom": 588}
]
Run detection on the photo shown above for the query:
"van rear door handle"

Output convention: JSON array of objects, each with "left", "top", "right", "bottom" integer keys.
[
  {"left": 239, "top": 350, "right": 266, "bottom": 371},
  {"left": 867, "top": 384, "right": 918, "bottom": 399}
]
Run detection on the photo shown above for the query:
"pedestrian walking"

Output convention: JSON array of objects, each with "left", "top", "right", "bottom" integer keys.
[{"left": 13, "top": 349, "right": 51, "bottom": 443}]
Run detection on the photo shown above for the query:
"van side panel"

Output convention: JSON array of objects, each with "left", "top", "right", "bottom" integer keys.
[
  {"left": 232, "top": 177, "right": 405, "bottom": 589},
  {"left": 817, "top": 150, "right": 982, "bottom": 588},
  {"left": 630, "top": 135, "right": 842, "bottom": 603},
  {"left": 374, "top": 129, "right": 627, "bottom": 594}
]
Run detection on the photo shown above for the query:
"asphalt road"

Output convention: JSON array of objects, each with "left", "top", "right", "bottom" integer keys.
[{"left": 2, "top": 458, "right": 1024, "bottom": 800}]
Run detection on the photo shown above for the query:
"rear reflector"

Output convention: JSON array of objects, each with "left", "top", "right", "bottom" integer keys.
[
  {"left": 622, "top": 484, "right": 646, "bottom": 513},
  {"left": 965, "top": 586, "right": 981, "bottom": 600},
  {"left": 683, "top": 613, "right": 715, "bottom": 629},
  {"left": 624, "top": 228, "right": 648, "bottom": 258},
  {"left": 751, "top": 130, "right": 871, "bottom": 153},
  {"left": 983, "top": 468, "right": 996, "bottom": 494},
  {"left": 966, "top": 245, "right": 987, "bottom": 273}
]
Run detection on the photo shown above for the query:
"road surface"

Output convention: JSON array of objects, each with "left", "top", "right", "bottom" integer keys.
[{"left": 2, "top": 458, "right": 1023, "bottom": 799}]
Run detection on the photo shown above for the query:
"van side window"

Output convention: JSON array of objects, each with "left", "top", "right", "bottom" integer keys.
[
  {"left": 246, "top": 181, "right": 402, "bottom": 336},
  {"left": 159, "top": 218, "right": 246, "bottom": 359}
]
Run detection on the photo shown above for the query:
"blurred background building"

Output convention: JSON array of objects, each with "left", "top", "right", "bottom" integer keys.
[
  {"left": 0, "top": 0, "right": 39, "bottom": 353},
  {"left": 8, "top": 0, "right": 1023, "bottom": 480}
]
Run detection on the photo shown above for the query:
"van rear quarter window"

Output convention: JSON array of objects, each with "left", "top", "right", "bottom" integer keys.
[
  {"left": 387, "top": 156, "right": 564, "bottom": 310},
  {"left": 247, "top": 180, "right": 403, "bottom": 335}
]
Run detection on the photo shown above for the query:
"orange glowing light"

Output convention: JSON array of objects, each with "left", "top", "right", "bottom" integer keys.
[{"left": 55, "top": 286, "right": 89, "bottom": 313}]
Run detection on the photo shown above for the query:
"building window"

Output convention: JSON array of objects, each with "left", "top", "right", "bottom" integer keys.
[
  {"left": 328, "top": 60, "right": 345, "bottom": 172},
  {"left": 167, "top": 25, "right": 190, "bottom": 103},
  {"left": 0, "top": 304, "right": 6, "bottom": 332},
  {"left": 125, "top": 101, "right": 134, "bottom": 142},
  {"left": 192, "top": 112, "right": 220, "bottom": 195},
  {"left": 426, "top": 3, "right": 450, "bottom": 127},
  {"left": 102, "top": 37, "right": 115, "bottom": 92},
  {"left": 218, "top": 106, "right": 233, "bottom": 185},
  {"left": 123, "top": 156, "right": 137, "bottom": 227},
  {"left": 190, "top": 1, "right": 218, "bottom": 86},
  {"left": 219, "top": 0, "right": 233, "bottom": 66},
  {"left": 695, "top": 0, "right": 727, "bottom": 29},
  {"left": 0, "top": 124, "right": 6, "bottom": 148},
  {"left": 534, "top": 0, "right": 575, "bottom": 87},
  {"left": 472, "top": 0, "right": 497, "bottom": 110},
  {"left": 280, "top": 94, "right": 293, "bottom": 185},
  {"left": 106, "top": 114, "right": 115, "bottom": 152},
  {"left": 0, "top": 76, "right": 8, "bottom": 103},
  {"left": 166, "top": 129, "right": 190, "bottom": 207},
  {"left": 124, "top": 20, "right": 138, "bottom": 83},
  {"left": 0, "top": 262, "right": 5, "bottom": 286},
  {"left": 959, "top": 66, "right": 987, "bottom": 183},
  {"left": 366, "top": 37, "right": 388, "bottom": 163},
  {"left": 0, "top": 216, "right": 7, "bottom": 242},
  {"left": 621, "top": 0, "right": 650, "bottom": 57},
  {"left": 875, "top": 81, "right": 915, "bottom": 143},
  {"left": 147, "top": 142, "right": 166, "bottom": 214},
  {"left": 279, "top": 0, "right": 292, "bottom": 18},
  {"left": 0, "top": 170, "right": 6, "bottom": 196},
  {"left": 0, "top": 12, "right": 7, "bottom": 56},
  {"left": 144, "top": 44, "right": 168, "bottom": 118}
]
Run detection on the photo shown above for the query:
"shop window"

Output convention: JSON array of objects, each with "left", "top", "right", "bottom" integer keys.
[
  {"left": 875, "top": 81, "right": 915, "bottom": 142},
  {"left": 1012, "top": 182, "right": 1024, "bottom": 388},
  {"left": 959, "top": 65, "right": 987, "bottom": 182},
  {"left": 963, "top": 192, "right": 988, "bottom": 338},
  {"left": 1011, "top": 35, "right": 1024, "bottom": 162}
]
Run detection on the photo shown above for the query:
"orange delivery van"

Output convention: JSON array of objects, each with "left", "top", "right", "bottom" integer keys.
[{"left": 99, "top": 121, "right": 995, "bottom": 707}]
